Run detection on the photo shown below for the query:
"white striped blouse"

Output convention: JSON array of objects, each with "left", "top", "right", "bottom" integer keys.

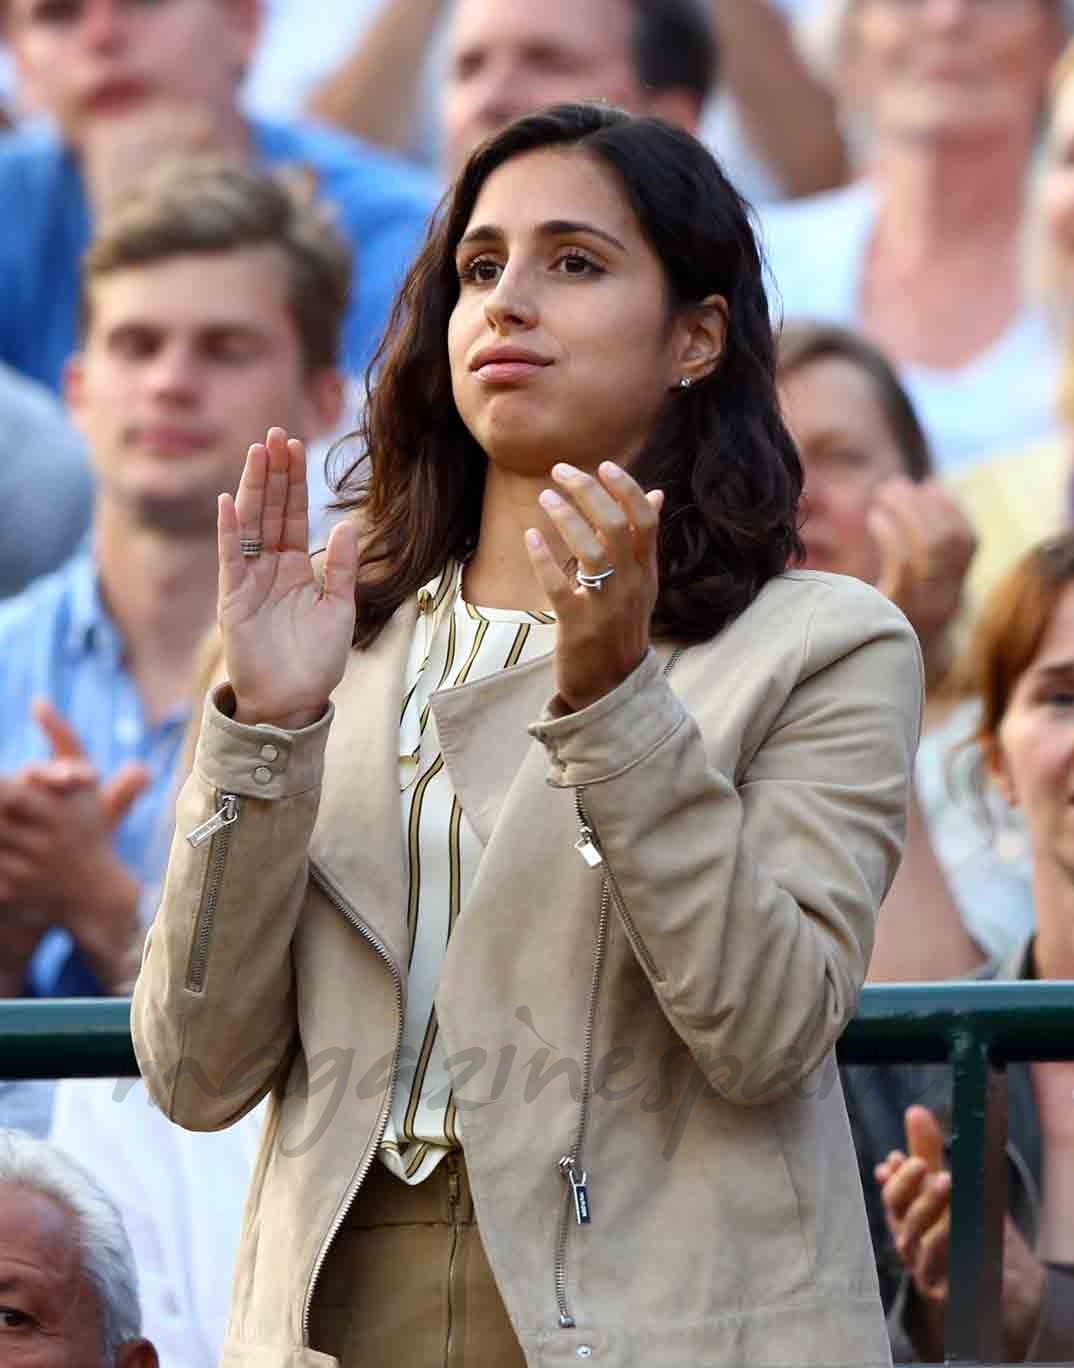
[{"left": 379, "top": 561, "right": 557, "bottom": 1185}]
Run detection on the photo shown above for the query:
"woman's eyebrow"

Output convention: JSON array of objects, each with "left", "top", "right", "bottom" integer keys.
[
  {"left": 538, "top": 220, "right": 627, "bottom": 252},
  {"left": 457, "top": 220, "right": 627, "bottom": 252},
  {"left": 1033, "top": 660, "right": 1074, "bottom": 680}
]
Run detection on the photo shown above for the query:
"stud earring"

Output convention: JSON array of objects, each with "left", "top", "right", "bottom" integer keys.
[{"left": 679, "top": 377, "right": 692, "bottom": 389}]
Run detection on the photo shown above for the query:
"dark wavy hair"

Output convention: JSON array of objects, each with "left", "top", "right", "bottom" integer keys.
[{"left": 338, "top": 102, "right": 803, "bottom": 647}]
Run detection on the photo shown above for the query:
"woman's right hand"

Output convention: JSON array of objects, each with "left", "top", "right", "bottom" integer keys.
[{"left": 217, "top": 426, "right": 359, "bottom": 729}]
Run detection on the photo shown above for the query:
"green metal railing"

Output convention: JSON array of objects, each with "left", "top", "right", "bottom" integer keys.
[
  {"left": 3, "top": 983, "right": 1074, "bottom": 1365},
  {"left": 842, "top": 981, "right": 1074, "bottom": 1366}
]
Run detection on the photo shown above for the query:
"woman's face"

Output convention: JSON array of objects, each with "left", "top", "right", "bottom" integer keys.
[
  {"left": 990, "top": 583, "right": 1074, "bottom": 879},
  {"left": 447, "top": 146, "right": 711, "bottom": 478},
  {"left": 846, "top": 0, "right": 1061, "bottom": 144},
  {"left": 1037, "top": 80, "right": 1074, "bottom": 300},
  {"left": 777, "top": 355, "right": 908, "bottom": 582}
]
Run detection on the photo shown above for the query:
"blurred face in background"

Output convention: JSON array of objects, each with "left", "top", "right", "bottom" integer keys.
[
  {"left": 67, "top": 247, "right": 342, "bottom": 534},
  {"left": 988, "top": 582, "right": 1074, "bottom": 880},
  {"left": 844, "top": 0, "right": 1063, "bottom": 145},
  {"left": 5, "top": 0, "right": 260, "bottom": 142},
  {"left": 778, "top": 354, "right": 910, "bottom": 583},
  {"left": 443, "top": 0, "right": 644, "bottom": 175}
]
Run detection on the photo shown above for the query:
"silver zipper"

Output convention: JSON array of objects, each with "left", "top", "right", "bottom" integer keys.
[
  {"left": 301, "top": 860, "right": 404, "bottom": 1346},
  {"left": 553, "top": 646, "right": 685, "bottom": 1328},
  {"left": 554, "top": 791, "right": 612, "bottom": 1330},
  {"left": 579, "top": 794, "right": 661, "bottom": 983},
  {"left": 185, "top": 794, "right": 241, "bottom": 993},
  {"left": 186, "top": 794, "right": 240, "bottom": 849}
]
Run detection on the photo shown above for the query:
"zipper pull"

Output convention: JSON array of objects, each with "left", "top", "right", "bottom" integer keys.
[
  {"left": 560, "top": 1156, "right": 591, "bottom": 1225},
  {"left": 574, "top": 825, "right": 603, "bottom": 869},
  {"left": 186, "top": 794, "right": 240, "bottom": 849}
]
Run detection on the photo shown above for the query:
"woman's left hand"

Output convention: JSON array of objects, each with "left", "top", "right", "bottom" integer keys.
[{"left": 525, "top": 461, "right": 663, "bottom": 713}]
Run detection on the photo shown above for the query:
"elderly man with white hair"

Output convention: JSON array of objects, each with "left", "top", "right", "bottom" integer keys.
[{"left": 0, "top": 1128, "right": 157, "bottom": 1368}]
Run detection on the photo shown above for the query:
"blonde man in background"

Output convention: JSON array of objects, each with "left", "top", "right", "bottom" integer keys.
[{"left": 0, "top": 162, "right": 348, "bottom": 1022}]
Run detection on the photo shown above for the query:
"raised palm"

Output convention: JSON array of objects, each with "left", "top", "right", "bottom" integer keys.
[{"left": 218, "top": 427, "right": 359, "bottom": 728}]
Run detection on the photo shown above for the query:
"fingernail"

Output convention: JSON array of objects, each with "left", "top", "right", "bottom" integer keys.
[
  {"left": 539, "top": 489, "right": 565, "bottom": 510},
  {"left": 600, "top": 461, "right": 624, "bottom": 479},
  {"left": 525, "top": 529, "right": 543, "bottom": 550},
  {"left": 552, "top": 463, "right": 581, "bottom": 479}
]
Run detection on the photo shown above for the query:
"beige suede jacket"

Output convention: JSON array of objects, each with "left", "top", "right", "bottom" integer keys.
[{"left": 132, "top": 568, "right": 922, "bottom": 1368}]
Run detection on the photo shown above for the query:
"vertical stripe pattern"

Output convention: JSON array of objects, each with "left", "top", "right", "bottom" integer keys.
[{"left": 380, "top": 562, "right": 556, "bottom": 1184}]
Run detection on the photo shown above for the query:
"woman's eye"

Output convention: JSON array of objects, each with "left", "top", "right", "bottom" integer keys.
[
  {"left": 0, "top": 1307, "right": 33, "bottom": 1330},
  {"left": 555, "top": 252, "right": 602, "bottom": 276},
  {"left": 458, "top": 257, "right": 501, "bottom": 284},
  {"left": 1044, "top": 690, "right": 1074, "bottom": 708}
]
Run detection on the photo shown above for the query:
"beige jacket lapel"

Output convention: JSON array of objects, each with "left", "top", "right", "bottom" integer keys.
[
  {"left": 308, "top": 600, "right": 417, "bottom": 970},
  {"left": 431, "top": 650, "right": 555, "bottom": 846}
]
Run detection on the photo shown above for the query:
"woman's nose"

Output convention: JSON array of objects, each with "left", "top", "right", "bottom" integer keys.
[{"left": 482, "top": 269, "right": 537, "bottom": 331}]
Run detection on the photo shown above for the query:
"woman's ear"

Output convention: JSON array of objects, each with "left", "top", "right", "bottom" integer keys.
[
  {"left": 676, "top": 293, "right": 727, "bottom": 388},
  {"left": 983, "top": 734, "right": 1018, "bottom": 809}
]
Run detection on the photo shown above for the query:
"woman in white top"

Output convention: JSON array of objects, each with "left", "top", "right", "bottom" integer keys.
[{"left": 762, "top": 0, "right": 1067, "bottom": 474}]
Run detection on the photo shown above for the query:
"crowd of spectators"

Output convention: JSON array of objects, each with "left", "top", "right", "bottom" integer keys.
[{"left": 1, "top": 0, "right": 1074, "bottom": 1363}]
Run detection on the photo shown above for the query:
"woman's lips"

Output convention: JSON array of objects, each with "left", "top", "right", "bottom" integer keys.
[
  {"left": 473, "top": 360, "right": 548, "bottom": 383},
  {"left": 469, "top": 346, "right": 552, "bottom": 384}
]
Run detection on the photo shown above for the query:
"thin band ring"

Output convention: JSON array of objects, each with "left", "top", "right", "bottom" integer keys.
[
  {"left": 240, "top": 538, "right": 264, "bottom": 559},
  {"left": 575, "top": 566, "right": 616, "bottom": 592}
]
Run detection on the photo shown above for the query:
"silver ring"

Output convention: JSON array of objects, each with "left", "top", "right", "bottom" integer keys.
[
  {"left": 240, "top": 539, "right": 264, "bottom": 559},
  {"left": 575, "top": 566, "right": 616, "bottom": 592}
]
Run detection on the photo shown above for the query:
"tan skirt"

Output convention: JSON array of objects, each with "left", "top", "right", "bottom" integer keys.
[{"left": 308, "top": 1151, "right": 528, "bottom": 1367}]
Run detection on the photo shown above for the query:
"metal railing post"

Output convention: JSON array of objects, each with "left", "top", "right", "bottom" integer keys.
[{"left": 945, "top": 1031, "right": 1007, "bottom": 1364}]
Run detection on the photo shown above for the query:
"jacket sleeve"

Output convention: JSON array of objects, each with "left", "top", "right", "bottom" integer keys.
[
  {"left": 529, "top": 581, "right": 923, "bottom": 1107},
  {"left": 131, "top": 686, "right": 333, "bottom": 1132}
]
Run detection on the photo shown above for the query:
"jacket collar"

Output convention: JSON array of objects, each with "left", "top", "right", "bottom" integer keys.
[
  {"left": 308, "top": 599, "right": 417, "bottom": 971},
  {"left": 307, "top": 593, "right": 558, "bottom": 966}
]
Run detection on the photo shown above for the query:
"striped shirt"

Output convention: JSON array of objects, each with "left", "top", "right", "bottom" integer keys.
[{"left": 380, "top": 562, "right": 556, "bottom": 1184}]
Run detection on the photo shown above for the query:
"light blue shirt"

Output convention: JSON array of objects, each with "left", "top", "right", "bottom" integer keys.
[
  {"left": 0, "top": 116, "right": 438, "bottom": 393},
  {"left": 0, "top": 551, "right": 188, "bottom": 996}
]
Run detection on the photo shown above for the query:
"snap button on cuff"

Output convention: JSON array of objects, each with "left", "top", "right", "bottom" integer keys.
[
  {"left": 253, "top": 766, "right": 273, "bottom": 785},
  {"left": 260, "top": 743, "right": 280, "bottom": 762},
  {"left": 577, "top": 1348, "right": 594, "bottom": 1359}
]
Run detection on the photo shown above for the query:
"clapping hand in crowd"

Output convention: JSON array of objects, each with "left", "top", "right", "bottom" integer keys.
[
  {"left": 0, "top": 699, "right": 147, "bottom": 996},
  {"left": 869, "top": 478, "right": 977, "bottom": 677},
  {"left": 876, "top": 1104, "right": 1046, "bottom": 1362}
]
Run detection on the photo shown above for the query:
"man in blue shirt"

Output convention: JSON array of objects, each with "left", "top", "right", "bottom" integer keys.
[
  {"left": 0, "top": 0, "right": 437, "bottom": 393},
  {"left": 0, "top": 159, "right": 350, "bottom": 999}
]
